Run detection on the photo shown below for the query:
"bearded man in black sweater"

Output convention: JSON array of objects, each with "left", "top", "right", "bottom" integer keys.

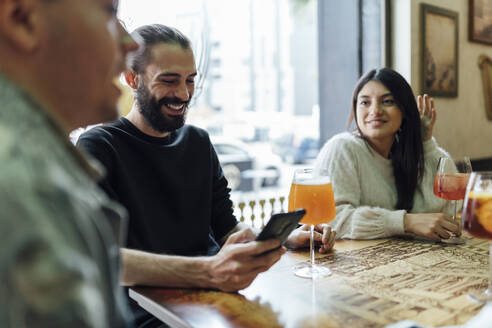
[{"left": 78, "top": 24, "right": 335, "bottom": 328}]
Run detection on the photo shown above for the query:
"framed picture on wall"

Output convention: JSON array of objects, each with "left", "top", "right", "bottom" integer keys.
[
  {"left": 478, "top": 54, "right": 492, "bottom": 120},
  {"left": 469, "top": 0, "right": 492, "bottom": 45},
  {"left": 421, "top": 4, "right": 459, "bottom": 97}
]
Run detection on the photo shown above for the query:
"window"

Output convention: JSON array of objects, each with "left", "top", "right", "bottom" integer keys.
[
  {"left": 119, "top": 0, "right": 320, "bottom": 200},
  {"left": 118, "top": 0, "right": 387, "bottom": 201}
]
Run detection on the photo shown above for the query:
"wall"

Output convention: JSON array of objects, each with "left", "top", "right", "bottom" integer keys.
[{"left": 393, "top": 0, "right": 492, "bottom": 159}]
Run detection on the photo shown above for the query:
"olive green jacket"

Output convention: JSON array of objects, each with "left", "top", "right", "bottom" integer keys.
[{"left": 0, "top": 74, "right": 130, "bottom": 327}]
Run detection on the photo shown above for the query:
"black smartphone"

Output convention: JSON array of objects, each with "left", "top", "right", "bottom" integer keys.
[{"left": 255, "top": 209, "right": 306, "bottom": 244}]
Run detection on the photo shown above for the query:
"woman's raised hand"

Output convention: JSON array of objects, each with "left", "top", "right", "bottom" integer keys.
[{"left": 417, "top": 94, "right": 436, "bottom": 141}]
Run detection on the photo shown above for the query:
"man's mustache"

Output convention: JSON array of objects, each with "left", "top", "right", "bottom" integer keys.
[{"left": 157, "top": 97, "right": 190, "bottom": 108}]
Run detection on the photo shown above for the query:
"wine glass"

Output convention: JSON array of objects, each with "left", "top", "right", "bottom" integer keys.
[
  {"left": 462, "top": 172, "right": 492, "bottom": 302},
  {"left": 434, "top": 157, "right": 472, "bottom": 243},
  {"left": 288, "top": 168, "right": 336, "bottom": 278}
]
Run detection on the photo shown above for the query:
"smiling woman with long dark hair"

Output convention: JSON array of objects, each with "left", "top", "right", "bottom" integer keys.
[{"left": 314, "top": 68, "right": 459, "bottom": 241}]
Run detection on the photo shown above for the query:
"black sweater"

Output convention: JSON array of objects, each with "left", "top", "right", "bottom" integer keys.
[{"left": 77, "top": 118, "right": 238, "bottom": 257}]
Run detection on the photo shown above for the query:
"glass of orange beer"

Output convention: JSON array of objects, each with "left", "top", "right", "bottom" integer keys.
[
  {"left": 288, "top": 168, "right": 335, "bottom": 278},
  {"left": 462, "top": 172, "right": 492, "bottom": 302}
]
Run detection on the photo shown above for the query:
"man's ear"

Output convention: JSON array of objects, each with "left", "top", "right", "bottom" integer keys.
[
  {"left": 0, "top": 0, "right": 41, "bottom": 52},
  {"left": 124, "top": 69, "right": 139, "bottom": 90}
]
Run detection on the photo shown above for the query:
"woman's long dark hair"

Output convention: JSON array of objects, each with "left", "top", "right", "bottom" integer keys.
[{"left": 349, "top": 68, "right": 424, "bottom": 211}]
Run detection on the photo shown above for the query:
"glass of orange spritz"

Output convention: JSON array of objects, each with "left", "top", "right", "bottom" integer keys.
[
  {"left": 288, "top": 168, "right": 335, "bottom": 278},
  {"left": 462, "top": 172, "right": 492, "bottom": 302}
]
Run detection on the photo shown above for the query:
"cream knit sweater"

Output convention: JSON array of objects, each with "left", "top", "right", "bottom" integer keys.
[{"left": 314, "top": 132, "right": 452, "bottom": 239}]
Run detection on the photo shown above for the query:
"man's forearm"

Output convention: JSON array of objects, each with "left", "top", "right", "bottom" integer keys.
[{"left": 120, "top": 248, "right": 213, "bottom": 288}]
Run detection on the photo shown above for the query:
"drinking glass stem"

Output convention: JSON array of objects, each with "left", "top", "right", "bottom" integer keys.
[
  {"left": 453, "top": 200, "right": 457, "bottom": 220},
  {"left": 310, "top": 225, "right": 315, "bottom": 268}
]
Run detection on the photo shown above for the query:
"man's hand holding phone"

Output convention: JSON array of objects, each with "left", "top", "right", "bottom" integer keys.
[
  {"left": 206, "top": 209, "right": 336, "bottom": 291},
  {"left": 208, "top": 222, "right": 288, "bottom": 292}
]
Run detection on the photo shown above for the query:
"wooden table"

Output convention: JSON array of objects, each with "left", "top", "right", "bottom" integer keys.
[{"left": 129, "top": 237, "right": 490, "bottom": 328}]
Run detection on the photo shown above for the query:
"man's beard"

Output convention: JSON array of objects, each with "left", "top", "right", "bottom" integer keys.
[{"left": 135, "top": 82, "right": 189, "bottom": 133}]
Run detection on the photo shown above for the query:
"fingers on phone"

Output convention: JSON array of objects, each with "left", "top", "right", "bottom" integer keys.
[{"left": 246, "top": 239, "right": 281, "bottom": 255}]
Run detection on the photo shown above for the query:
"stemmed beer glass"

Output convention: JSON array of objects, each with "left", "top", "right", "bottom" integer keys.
[
  {"left": 462, "top": 172, "right": 492, "bottom": 302},
  {"left": 434, "top": 157, "right": 472, "bottom": 243},
  {"left": 288, "top": 168, "right": 335, "bottom": 278}
]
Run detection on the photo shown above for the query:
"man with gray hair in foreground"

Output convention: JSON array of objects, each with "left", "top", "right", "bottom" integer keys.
[{"left": 0, "top": 0, "right": 138, "bottom": 326}]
